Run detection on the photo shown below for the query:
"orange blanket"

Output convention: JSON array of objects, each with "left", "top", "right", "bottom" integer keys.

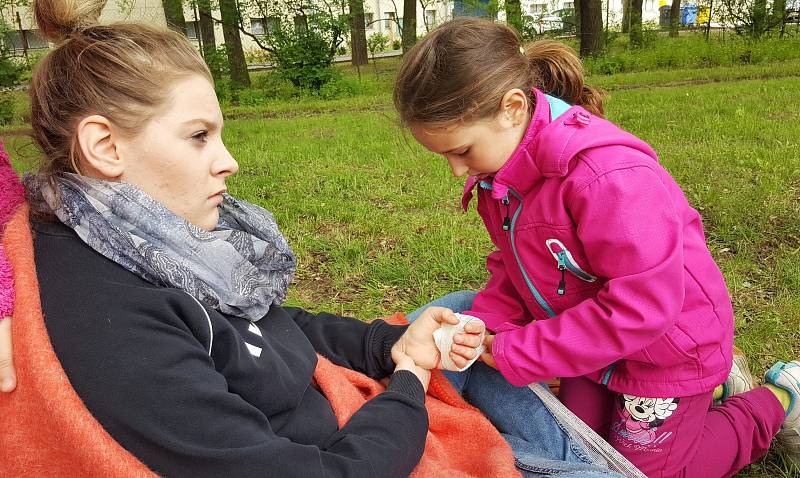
[{"left": 0, "top": 205, "right": 520, "bottom": 478}]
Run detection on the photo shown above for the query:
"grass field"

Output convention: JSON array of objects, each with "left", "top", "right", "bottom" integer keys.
[{"left": 3, "top": 54, "right": 800, "bottom": 476}]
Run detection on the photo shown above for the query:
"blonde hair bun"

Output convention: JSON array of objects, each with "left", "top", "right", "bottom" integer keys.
[{"left": 34, "top": 0, "right": 107, "bottom": 42}]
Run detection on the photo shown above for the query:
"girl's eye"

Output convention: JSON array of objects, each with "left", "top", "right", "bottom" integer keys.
[
  {"left": 458, "top": 148, "right": 470, "bottom": 156},
  {"left": 192, "top": 131, "right": 209, "bottom": 143}
]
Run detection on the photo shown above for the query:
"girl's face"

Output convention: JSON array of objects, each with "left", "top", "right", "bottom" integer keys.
[
  {"left": 115, "top": 75, "right": 239, "bottom": 231},
  {"left": 409, "top": 91, "right": 530, "bottom": 180}
]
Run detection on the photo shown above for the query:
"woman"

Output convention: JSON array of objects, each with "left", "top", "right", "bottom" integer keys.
[{"left": 1, "top": 0, "right": 629, "bottom": 476}]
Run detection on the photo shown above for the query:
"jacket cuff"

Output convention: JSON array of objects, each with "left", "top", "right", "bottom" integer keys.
[
  {"left": 492, "top": 331, "right": 529, "bottom": 387},
  {"left": 387, "top": 370, "right": 426, "bottom": 403},
  {"left": 367, "top": 320, "right": 409, "bottom": 377}
]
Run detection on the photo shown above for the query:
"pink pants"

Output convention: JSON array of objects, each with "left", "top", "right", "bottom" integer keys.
[{"left": 560, "top": 376, "right": 785, "bottom": 478}]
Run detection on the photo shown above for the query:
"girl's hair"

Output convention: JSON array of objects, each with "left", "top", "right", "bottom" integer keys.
[
  {"left": 29, "top": 0, "right": 212, "bottom": 180},
  {"left": 394, "top": 17, "right": 606, "bottom": 127}
]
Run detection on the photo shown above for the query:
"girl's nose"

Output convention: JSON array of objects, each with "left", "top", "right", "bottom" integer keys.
[{"left": 446, "top": 156, "right": 468, "bottom": 177}]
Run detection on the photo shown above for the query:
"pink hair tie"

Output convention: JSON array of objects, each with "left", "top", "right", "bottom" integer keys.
[{"left": 0, "top": 243, "right": 13, "bottom": 318}]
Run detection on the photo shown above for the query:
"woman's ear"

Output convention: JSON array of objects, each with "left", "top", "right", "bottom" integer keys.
[
  {"left": 76, "top": 115, "right": 125, "bottom": 179},
  {"left": 498, "top": 88, "right": 529, "bottom": 128}
]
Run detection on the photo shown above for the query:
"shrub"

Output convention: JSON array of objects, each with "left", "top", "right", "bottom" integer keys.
[
  {"left": 253, "top": 72, "right": 300, "bottom": 99},
  {"left": 270, "top": 29, "right": 337, "bottom": 90},
  {"left": 0, "top": 93, "right": 15, "bottom": 125}
]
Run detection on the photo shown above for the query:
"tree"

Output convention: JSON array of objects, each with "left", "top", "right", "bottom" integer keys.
[
  {"left": 349, "top": 0, "right": 368, "bottom": 65},
  {"left": 162, "top": 0, "right": 187, "bottom": 34},
  {"left": 506, "top": 0, "right": 523, "bottom": 31},
  {"left": 717, "top": 0, "right": 787, "bottom": 37},
  {"left": 578, "top": 0, "right": 604, "bottom": 57},
  {"left": 621, "top": 0, "right": 631, "bottom": 32},
  {"left": 402, "top": 0, "right": 417, "bottom": 52},
  {"left": 629, "top": 0, "right": 644, "bottom": 47},
  {"left": 669, "top": 0, "right": 681, "bottom": 36},
  {"left": 195, "top": 0, "right": 219, "bottom": 79},
  {"left": 218, "top": 0, "right": 250, "bottom": 88}
]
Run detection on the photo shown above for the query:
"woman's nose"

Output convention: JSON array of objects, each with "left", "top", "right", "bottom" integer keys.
[{"left": 216, "top": 145, "right": 239, "bottom": 177}]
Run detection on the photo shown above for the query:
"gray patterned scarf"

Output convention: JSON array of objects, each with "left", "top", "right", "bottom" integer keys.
[{"left": 26, "top": 173, "right": 296, "bottom": 321}]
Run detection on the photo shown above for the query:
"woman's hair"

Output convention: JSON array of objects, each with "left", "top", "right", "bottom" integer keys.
[
  {"left": 394, "top": 17, "right": 606, "bottom": 127},
  {"left": 29, "top": 0, "right": 212, "bottom": 180}
]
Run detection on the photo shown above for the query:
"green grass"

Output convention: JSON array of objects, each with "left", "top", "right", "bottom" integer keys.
[{"left": 5, "top": 54, "right": 800, "bottom": 477}]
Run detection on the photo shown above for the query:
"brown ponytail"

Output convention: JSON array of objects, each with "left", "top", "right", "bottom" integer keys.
[
  {"left": 395, "top": 17, "right": 606, "bottom": 127},
  {"left": 522, "top": 40, "right": 606, "bottom": 117}
]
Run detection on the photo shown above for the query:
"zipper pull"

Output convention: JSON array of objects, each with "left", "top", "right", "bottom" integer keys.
[
  {"left": 502, "top": 196, "right": 511, "bottom": 231},
  {"left": 557, "top": 264, "right": 566, "bottom": 296}
]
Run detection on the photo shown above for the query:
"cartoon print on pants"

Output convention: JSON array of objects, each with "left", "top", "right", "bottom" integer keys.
[{"left": 617, "top": 394, "right": 680, "bottom": 445}]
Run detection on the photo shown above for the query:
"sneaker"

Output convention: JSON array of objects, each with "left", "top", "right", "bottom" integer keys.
[
  {"left": 764, "top": 361, "right": 800, "bottom": 465},
  {"left": 714, "top": 347, "right": 755, "bottom": 405}
]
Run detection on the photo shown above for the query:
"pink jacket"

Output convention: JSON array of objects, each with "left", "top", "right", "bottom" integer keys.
[{"left": 462, "top": 89, "right": 733, "bottom": 397}]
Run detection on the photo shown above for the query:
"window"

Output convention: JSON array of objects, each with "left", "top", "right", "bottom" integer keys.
[
  {"left": 385, "top": 11, "right": 396, "bottom": 29},
  {"left": 294, "top": 15, "right": 307, "bottom": 32},
  {"left": 3, "top": 29, "right": 48, "bottom": 51},
  {"left": 186, "top": 21, "right": 198, "bottom": 40},
  {"left": 562, "top": 1, "right": 574, "bottom": 8},
  {"left": 266, "top": 17, "right": 280, "bottom": 34},
  {"left": 253, "top": 16, "right": 281, "bottom": 35},
  {"left": 365, "top": 12, "right": 374, "bottom": 29},
  {"left": 530, "top": 3, "right": 546, "bottom": 14},
  {"left": 425, "top": 9, "right": 437, "bottom": 26},
  {"left": 250, "top": 17, "right": 266, "bottom": 35}
]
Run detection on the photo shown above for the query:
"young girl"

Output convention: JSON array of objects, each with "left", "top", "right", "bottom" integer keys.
[{"left": 395, "top": 17, "right": 800, "bottom": 477}]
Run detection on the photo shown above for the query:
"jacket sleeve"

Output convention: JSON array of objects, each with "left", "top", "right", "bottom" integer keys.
[
  {"left": 46, "top": 299, "right": 427, "bottom": 478},
  {"left": 286, "top": 307, "right": 407, "bottom": 380},
  {"left": 493, "top": 164, "right": 685, "bottom": 386}
]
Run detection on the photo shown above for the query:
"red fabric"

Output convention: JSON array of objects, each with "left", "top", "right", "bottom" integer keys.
[{"left": 0, "top": 206, "right": 520, "bottom": 477}]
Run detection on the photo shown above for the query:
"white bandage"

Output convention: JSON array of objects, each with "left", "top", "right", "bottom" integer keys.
[{"left": 433, "top": 313, "right": 486, "bottom": 372}]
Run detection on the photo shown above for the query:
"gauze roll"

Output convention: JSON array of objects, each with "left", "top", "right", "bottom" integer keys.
[{"left": 433, "top": 313, "right": 486, "bottom": 372}]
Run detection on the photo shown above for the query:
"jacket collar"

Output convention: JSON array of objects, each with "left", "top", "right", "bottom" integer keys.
[{"left": 462, "top": 89, "right": 589, "bottom": 209}]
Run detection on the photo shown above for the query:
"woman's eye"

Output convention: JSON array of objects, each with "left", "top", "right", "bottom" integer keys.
[
  {"left": 192, "top": 131, "right": 209, "bottom": 143},
  {"left": 458, "top": 148, "right": 470, "bottom": 156}
]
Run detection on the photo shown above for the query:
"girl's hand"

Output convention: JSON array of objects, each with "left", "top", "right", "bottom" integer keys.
[
  {"left": 0, "top": 316, "right": 15, "bottom": 392},
  {"left": 393, "top": 306, "right": 460, "bottom": 370},
  {"left": 447, "top": 320, "right": 485, "bottom": 370},
  {"left": 480, "top": 334, "right": 498, "bottom": 370}
]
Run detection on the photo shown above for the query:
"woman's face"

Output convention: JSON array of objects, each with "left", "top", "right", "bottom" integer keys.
[{"left": 116, "top": 74, "right": 239, "bottom": 231}]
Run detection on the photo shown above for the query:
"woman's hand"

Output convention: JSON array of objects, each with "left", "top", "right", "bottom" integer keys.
[
  {"left": 480, "top": 334, "right": 498, "bottom": 370},
  {"left": 393, "top": 306, "right": 485, "bottom": 371},
  {"left": 392, "top": 348, "right": 431, "bottom": 392},
  {"left": 0, "top": 316, "right": 16, "bottom": 392},
  {"left": 393, "top": 306, "right": 458, "bottom": 370}
]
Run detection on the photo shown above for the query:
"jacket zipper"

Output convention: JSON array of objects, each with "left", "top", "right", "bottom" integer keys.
[
  {"left": 506, "top": 188, "right": 557, "bottom": 318},
  {"left": 545, "top": 239, "right": 597, "bottom": 296}
]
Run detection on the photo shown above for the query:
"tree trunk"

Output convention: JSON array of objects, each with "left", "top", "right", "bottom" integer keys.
[
  {"left": 506, "top": 0, "right": 523, "bottom": 31},
  {"left": 752, "top": 0, "right": 768, "bottom": 37},
  {"left": 575, "top": 0, "right": 582, "bottom": 34},
  {"left": 162, "top": 0, "right": 186, "bottom": 34},
  {"left": 218, "top": 0, "right": 250, "bottom": 88},
  {"left": 402, "top": 0, "right": 417, "bottom": 53},
  {"left": 629, "top": 0, "right": 644, "bottom": 46},
  {"left": 579, "top": 0, "right": 604, "bottom": 57},
  {"left": 621, "top": 0, "right": 631, "bottom": 32},
  {"left": 197, "top": 0, "right": 220, "bottom": 80},
  {"left": 349, "top": 0, "right": 368, "bottom": 65},
  {"left": 669, "top": 0, "right": 681, "bottom": 36}
]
